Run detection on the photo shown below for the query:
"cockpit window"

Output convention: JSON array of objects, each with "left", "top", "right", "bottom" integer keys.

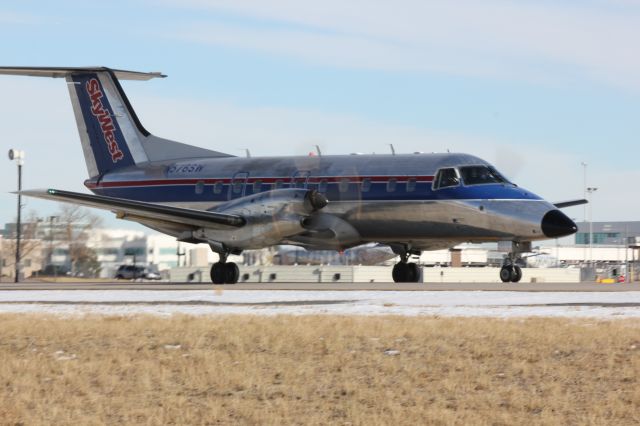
[
  {"left": 433, "top": 168, "right": 460, "bottom": 190},
  {"left": 459, "top": 165, "right": 508, "bottom": 186}
]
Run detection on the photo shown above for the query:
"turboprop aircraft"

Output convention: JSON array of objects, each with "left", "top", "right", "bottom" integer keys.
[{"left": 0, "top": 67, "right": 585, "bottom": 284}]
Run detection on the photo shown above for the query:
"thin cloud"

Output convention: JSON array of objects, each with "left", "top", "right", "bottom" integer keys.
[
  {"left": 159, "top": 0, "right": 640, "bottom": 90},
  {"left": 0, "top": 10, "right": 43, "bottom": 25}
]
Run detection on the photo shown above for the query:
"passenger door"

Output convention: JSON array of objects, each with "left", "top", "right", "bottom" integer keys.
[
  {"left": 290, "top": 170, "right": 310, "bottom": 189},
  {"left": 228, "top": 172, "right": 249, "bottom": 200}
]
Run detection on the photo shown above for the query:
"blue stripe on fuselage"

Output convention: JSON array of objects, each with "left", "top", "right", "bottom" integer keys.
[{"left": 89, "top": 180, "right": 541, "bottom": 204}]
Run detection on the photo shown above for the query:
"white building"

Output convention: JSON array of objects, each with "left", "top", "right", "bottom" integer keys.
[{"left": 91, "top": 230, "right": 202, "bottom": 278}]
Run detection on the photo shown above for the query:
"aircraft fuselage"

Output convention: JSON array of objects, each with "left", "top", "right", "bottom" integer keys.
[{"left": 84, "top": 152, "right": 561, "bottom": 250}]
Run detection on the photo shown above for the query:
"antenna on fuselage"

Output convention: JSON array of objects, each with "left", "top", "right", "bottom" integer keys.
[
  {"left": 389, "top": 144, "right": 396, "bottom": 155},
  {"left": 314, "top": 145, "right": 322, "bottom": 156},
  {"left": 240, "top": 149, "right": 251, "bottom": 158}
]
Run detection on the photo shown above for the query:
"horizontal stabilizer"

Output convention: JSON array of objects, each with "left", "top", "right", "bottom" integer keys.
[
  {"left": 554, "top": 199, "right": 588, "bottom": 209},
  {"left": 0, "top": 66, "right": 165, "bottom": 80},
  {"left": 0, "top": 66, "right": 234, "bottom": 177},
  {"left": 18, "top": 189, "right": 245, "bottom": 229}
]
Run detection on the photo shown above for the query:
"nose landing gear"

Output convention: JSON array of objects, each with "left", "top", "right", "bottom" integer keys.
[
  {"left": 500, "top": 241, "right": 529, "bottom": 283},
  {"left": 499, "top": 264, "right": 522, "bottom": 283}
]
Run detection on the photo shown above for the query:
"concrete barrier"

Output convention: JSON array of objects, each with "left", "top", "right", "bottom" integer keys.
[
  {"left": 423, "top": 267, "right": 580, "bottom": 283},
  {"left": 170, "top": 265, "right": 581, "bottom": 283}
]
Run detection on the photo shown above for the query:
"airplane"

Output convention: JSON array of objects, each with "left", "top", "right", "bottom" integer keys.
[{"left": 0, "top": 66, "right": 585, "bottom": 284}]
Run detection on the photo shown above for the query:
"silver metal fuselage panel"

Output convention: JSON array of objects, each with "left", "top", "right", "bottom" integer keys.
[{"left": 86, "top": 152, "right": 557, "bottom": 250}]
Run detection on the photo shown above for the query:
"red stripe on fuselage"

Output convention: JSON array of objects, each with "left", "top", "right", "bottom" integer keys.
[{"left": 84, "top": 175, "right": 434, "bottom": 189}]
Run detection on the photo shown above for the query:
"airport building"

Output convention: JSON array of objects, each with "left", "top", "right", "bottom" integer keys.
[
  {"left": 2, "top": 219, "right": 640, "bottom": 281},
  {"left": 0, "top": 236, "right": 44, "bottom": 280},
  {"left": 1, "top": 220, "right": 209, "bottom": 279},
  {"left": 574, "top": 221, "right": 640, "bottom": 245}
]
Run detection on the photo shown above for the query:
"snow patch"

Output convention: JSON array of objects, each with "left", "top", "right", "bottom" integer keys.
[{"left": 0, "top": 290, "right": 638, "bottom": 318}]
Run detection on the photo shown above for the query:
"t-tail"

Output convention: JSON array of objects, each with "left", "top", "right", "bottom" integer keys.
[{"left": 0, "top": 67, "right": 232, "bottom": 178}]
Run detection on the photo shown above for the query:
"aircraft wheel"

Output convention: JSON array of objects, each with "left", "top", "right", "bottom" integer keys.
[
  {"left": 392, "top": 263, "right": 408, "bottom": 283},
  {"left": 510, "top": 265, "right": 522, "bottom": 283},
  {"left": 225, "top": 262, "right": 240, "bottom": 284},
  {"left": 499, "top": 266, "right": 513, "bottom": 283},
  {"left": 392, "top": 263, "right": 420, "bottom": 283},
  {"left": 407, "top": 262, "right": 420, "bottom": 283},
  {"left": 210, "top": 263, "right": 225, "bottom": 285}
]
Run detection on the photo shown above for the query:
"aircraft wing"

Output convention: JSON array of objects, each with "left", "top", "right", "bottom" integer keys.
[
  {"left": 18, "top": 189, "right": 246, "bottom": 229},
  {"left": 553, "top": 199, "right": 588, "bottom": 209}
]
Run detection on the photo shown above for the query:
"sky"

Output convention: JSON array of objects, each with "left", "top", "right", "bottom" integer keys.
[{"left": 1, "top": 0, "right": 640, "bottom": 232}]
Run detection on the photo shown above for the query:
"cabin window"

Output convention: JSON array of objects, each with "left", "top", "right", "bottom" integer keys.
[
  {"left": 433, "top": 168, "right": 459, "bottom": 190},
  {"left": 318, "top": 179, "right": 328, "bottom": 193},
  {"left": 459, "top": 165, "right": 507, "bottom": 186},
  {"left": 213, "top": 181, "right": 223, "bottom": 194},
  {"left": 293, "top": 177, "right": 306, "bottom": 188},
  {"left": 339, "top": 178, "right": 350, "bottom": 193},
  {"left": 195, "top": 180, "right": 204, "bottom": 195},
  {"left": 274, "top": 179, "right": 284, "bottom": 189},
  {"left": 232, "top": 180, "right": 243, "bottom": 194},
  {"left": 361, "top": 178, "right": 371, "bottom": 192},
  {"left": 386, "top": 178, "right": 397, "bottom": 192},
  {"left": 406, "top": 177, "right": 417, "bottom": 192},
  {"left": 253, "top": 179, "right": 262, "bottom": 193}
]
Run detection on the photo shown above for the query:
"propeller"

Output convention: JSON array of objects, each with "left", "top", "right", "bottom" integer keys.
[{"left": 493, "top": 145, "right": 525, "bottom": 182}]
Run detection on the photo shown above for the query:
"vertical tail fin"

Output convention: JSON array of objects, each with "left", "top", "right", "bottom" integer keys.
[
  {"left": 0, "top": 66, "right": 232, "bottom": 178},
  {"left": 67, "top": 70, "right": 147, "bottom": 176}
]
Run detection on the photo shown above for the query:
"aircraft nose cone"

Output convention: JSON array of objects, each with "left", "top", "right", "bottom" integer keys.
[{"left": 541, "top": 209, "right": 578, "bottom": 238}]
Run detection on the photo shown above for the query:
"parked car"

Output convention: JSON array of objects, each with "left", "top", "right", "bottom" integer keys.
[{"left": 114, "top": 265, "right": 161, "bottom": 280}]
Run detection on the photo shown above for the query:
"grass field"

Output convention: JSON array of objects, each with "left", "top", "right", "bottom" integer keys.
[{"left": 0, "top": 315, "right": 638, "bottom": 425}]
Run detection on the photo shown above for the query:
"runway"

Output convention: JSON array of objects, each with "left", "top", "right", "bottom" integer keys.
[
  {"left": 1, "top": 281, "right": 639, "bottom": 291},
  {"left": 0, "top": 282, "right": 639, "bottom": 318}
]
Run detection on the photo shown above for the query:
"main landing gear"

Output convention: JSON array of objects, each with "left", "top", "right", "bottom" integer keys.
[
  {"left": 210, "top": 250, "right": 240, "bottom": 285},
  {"left": 499, "top": 264, "right": 522, "bottom": 283},
  {"left": 391, "top": 246, "right": 421, "bottom": 283},
  {"left": 499, "top": 241, "right": 529, "bottom": 283}
]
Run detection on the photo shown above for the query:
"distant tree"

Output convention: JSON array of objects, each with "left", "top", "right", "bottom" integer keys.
[
  {"left": 1, "top": 210, "right": 43, "bottom": 274},
  {"left": 56, "top": 204, "right": 102, "bottom": 275},
  {"left": 74, "top": 246, "right": 102, "bottom": 278}
]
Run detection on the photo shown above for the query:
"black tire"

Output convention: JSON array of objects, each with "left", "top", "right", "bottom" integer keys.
[
  {"left": 499, "top": 266, "right": 512, "bottom": 283},
  {"left": 511, "top": 265, "right": 522, "bottom": 283},
  {"left": 392, "top": 263, "right": 407, "bottom": 283},
  {"left": 407, "top": 262, "right": 420, "bottom": 283},
  {"left": 210, "top": 263, "right": 225, "bottom": 284},
  {"left": 224, "top": 262, "right": 240, "bottom": 284}
]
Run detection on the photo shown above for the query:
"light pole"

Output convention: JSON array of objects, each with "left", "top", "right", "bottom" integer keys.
[
  {"left": 581, "top": 162, "right": 587, "bottom": 222},
  {"left": 176, "top": 243, "right": 186, "bottom": 268},
  {"left": 8, "top": 149, "right": 25, "bottom": 283},
  {"left": 586, "top": 187, "right": 598, "bottom": 266},
  {"left": 48, "top": 215, "right": 58, "bottom": 276}
]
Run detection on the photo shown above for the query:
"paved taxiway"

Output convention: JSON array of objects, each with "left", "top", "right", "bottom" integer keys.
[
  {"left": 0, "top": 286, "right": 638, "bottom": 317},
  {"left": 0, "top": 281, "right": 639, "bottom": 292}
]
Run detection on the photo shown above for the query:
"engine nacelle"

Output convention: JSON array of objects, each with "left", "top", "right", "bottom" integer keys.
[{"left": 194, "top": 188, "right": 328, "bottom": 249}]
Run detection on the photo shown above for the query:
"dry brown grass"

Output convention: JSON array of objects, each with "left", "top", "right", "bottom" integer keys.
[{"left": 0, "top": 315, "right": 638, "bottom": 425}]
